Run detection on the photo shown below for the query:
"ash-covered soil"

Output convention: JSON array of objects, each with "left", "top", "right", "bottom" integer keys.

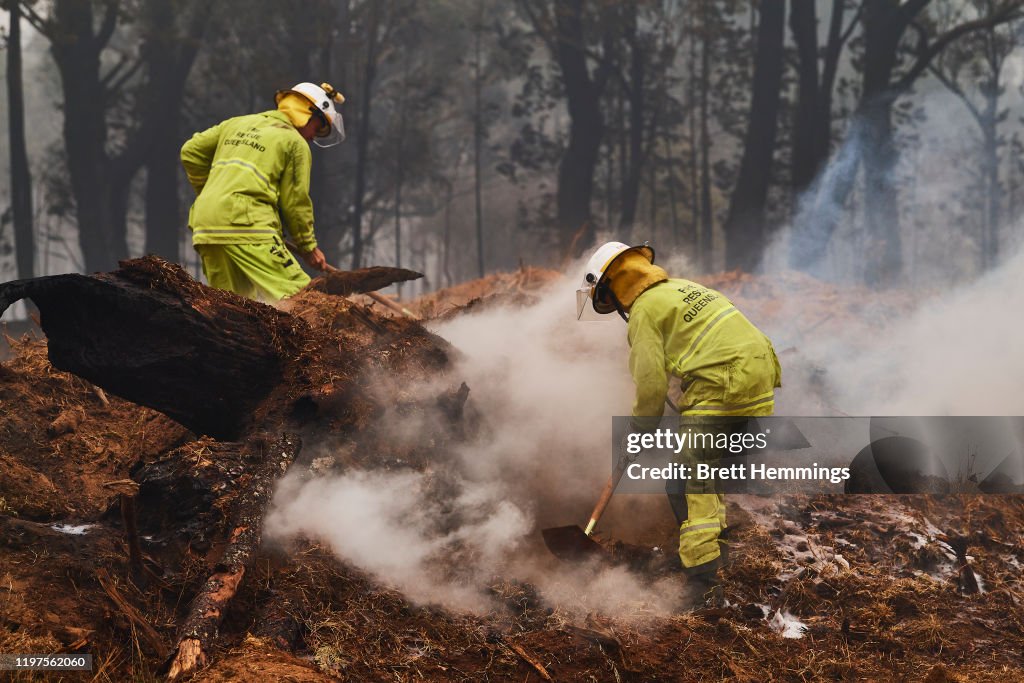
[{"left": 1, "top": 268, "right": 1023, "bottom": 682}]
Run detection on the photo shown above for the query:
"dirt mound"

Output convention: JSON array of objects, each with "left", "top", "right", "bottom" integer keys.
[
  {"left": 0, "top": 336, "right": 190, "bottom": 521},
  {"left": 2, "top": 263, "right": 1024, "bottom": 681},
  {"left": 699, "top": 269, "right": 922, "bottom": 345},
  {"left": 412, "top": 266, "right": 563, "bottom": 319},
  {"left": 410, "top": 265, "right": 918, "bottom": 342}
]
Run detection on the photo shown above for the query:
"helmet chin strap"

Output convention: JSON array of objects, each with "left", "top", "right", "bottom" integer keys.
[
  {"left": 612, "top": 294, "right": 629, "bottom": 323},
  {"left": 598, "top": 281, "right": 630, "bottom": 322}
]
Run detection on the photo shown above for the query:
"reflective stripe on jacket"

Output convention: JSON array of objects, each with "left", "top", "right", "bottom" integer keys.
[
  {"left": 181, "top": 110, "right": 317, "bottom": 251},
  {"left": 627, "top": 279, "right": 782, "bottom": 420}
]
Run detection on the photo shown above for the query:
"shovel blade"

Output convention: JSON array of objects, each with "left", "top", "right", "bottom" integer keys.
[{"left": 542, "top": 525, "right": 606, "bottom": 562}]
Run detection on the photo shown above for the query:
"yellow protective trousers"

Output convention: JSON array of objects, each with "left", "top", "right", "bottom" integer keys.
[
  {"left": 668, "top": 405, "right": 773, "bottom": 573},
  {"left": 196, "top": 237, "right": 310, "bottom": 302}
]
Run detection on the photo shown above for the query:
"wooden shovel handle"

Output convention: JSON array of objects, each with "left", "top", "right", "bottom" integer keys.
[{"left": 583, "top": 458, "right": 628, "bottom": 536}]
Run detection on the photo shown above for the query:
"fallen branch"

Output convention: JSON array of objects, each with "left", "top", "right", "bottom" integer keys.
[
  {"left": 502, "top": 639, "right": 553, "bottom": 681},
  {"left": 119, "top": 494, "right": 146, "bottom": 585},
  {"left": 165, "top": 433, "right": 302, "bottom": 681},
  {"left": 96, "top": 568, "right": 169, "bottom": 657},
  {"left": 365, "top": 290, "right": 422, "bottom": 320}
]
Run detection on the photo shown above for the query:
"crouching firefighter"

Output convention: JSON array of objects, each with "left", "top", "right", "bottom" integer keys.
[
  {"left": 180, "top": 82, "right": 346, "bottom": 302},
  {"left": 577, "top": 241, "right": 782, "bottom": 605}
]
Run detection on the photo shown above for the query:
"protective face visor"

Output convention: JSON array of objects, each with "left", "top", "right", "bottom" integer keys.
[
  {"left": 576, "top": 283, "right": 593, "bottom": 320},
  {"left": 575, "top": 273, "right": 603, "bottom": 320},
  {"left": 313, "top": 110, "right": 345, "bottom": 148}
]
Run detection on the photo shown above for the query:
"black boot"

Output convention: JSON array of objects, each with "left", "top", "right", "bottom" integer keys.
[
  {"left": 681, "top": 572, "right": 722, "bottom": 609},
  {"left": 681, "top": 558, "right": 725, "bottom": 610}
]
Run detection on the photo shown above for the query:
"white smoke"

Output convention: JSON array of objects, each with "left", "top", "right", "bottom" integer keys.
[
  {"left": 755, "top": 88, "right": 1024, "bottom": 416},
  {"left": 801, "top": 245, "right": 1024, "bottom": 416},
  {"left": 266, "top": 90, "right": 1024, "bottom": 616},
  {"left": 265, "top": 468, "right": 531, "bottom": 611},
  {"left": 266, "top": 273, "right": 689, "bottom": 616}
]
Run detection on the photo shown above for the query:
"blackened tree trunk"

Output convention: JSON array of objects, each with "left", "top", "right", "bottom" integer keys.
[
  {"left": 473, "top": 0, "right": 485, "bottom": 277},
  {"left": 551, "top": 0, "right": 609, "bottom": 253},
  {"left": 350, "top": 1, "right": 380, "bottom": 269},
  {"left": 31, "top": 0, "right": 211, "bottom": 273},
  {"left": 788, "top": 0, "right": 860, "bottom": 273},
  {"left": 617, "top": 4, "right": 646, "bottom": 239},
  {"left": 790, "top": 0, "right": 852, "bottom": 197},
  {"left": 817, "top": 0, "right": 849, "bottom": 173},
  {"left": 791, "top": 0, "right": 1019, "bottom": 283},
  {"left": 723, "top": 0, "right": 785, "bottom": 272},
  {"left": 665, "top": 138, "right": 680, "bottom": 246},
  {"left": 6, "top": 0, "right": 34, "bottom": 279},
  {"left": 49, "top": 0, "right": 128, "bottom": 273},
  {"left": 142, "top": 0, "right": 210, "bottom": 262},
  {"left": 859, "top": 0, "right": 904, "bottom": 286},
  {"left": 982, "top": 95, "right": 1000, "bottom": 267},
  {"left": 687, "top": 12, "right": 700, "bottom": 258},
  {"left": 698, "top": 15, "right": 713, "bottom": 272},
  {"left": 789, "top": 0, "right": 820, "bottom": 197},
  {"left": 314, "top": 0, "right": 351, "bottom": 267},
  {"left": 860, "top": 0, "right": 1019, "bottom": 285}
]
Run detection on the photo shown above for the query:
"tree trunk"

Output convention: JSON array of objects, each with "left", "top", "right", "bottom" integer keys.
[
  {"left": 687, "top": 15, "right": 700, "bottom": 257},
  {"left": 666, "top": 138, "right": 680, "bottom": 247},
  {"left": 351, "top": 2, "right": 380, "bottom": 269},
  {"left": 146, "top": 0, "right": 213, "bottom": 269},
  {"left": 859, "top": 0, "right": 904, "bottom": 286},
  {"left": 442, "top": 181, "right": 454, "bottom": 287},
  {"left": 51, "top": 0, "right": 128, "bottom": 273},
  {"left": 604, "top": 138, "right": 613, "bottom": 228},
  {"left": 552, "top": 0, "right": 605, "bottom": 254},
  {"left": 789, "top": 0, "right": 820, "bottom": 197},
  {"left": 723, "top": 0, "right": 785, "bottom": 272},
  {"left": 141, "top": 0, "right": 203, "bottom": 262},
  {"left": 982, "top": 84, "right": 1000, "bottom": 269},
  {"left": 473, "top": 0, "right": 486, "bottom": 277},
  {"left": 788, "top": 0, "right": 854, "bottom": 274},
  {"left": 817, "top": 0, "right": 846, "bottom": 171},
  {"left": 698, "top": 15, "right": 713, "bottom": 272},
  {"left": 144, "top": 133, "right": 182, "bottom": 262},
  {"left": 314, "top": 0, "right": 351, "bottom": 266},
  {"left": 617, "top": 7, "right": 646, "bottom": 239},
  {"left": 394, "top": 61, "right": 407, "bottom": 296},
  {"left": 0, "top": 255, "right": 438, "bottom": 440},
  {"left": 7, "top": 0, "right": 35, "bottom": 279}
]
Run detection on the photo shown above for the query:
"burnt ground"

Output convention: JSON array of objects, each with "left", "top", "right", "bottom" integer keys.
[{"left": 1, "top": 269, "right": 1023, "bottom": 682}]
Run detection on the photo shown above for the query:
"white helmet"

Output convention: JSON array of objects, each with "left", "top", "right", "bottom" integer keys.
[
  {"left": 576, "top": 241, "right": 655, "bottom": 319},
  {"left": 276, "top": 82, "right": 346, "bottom": 148}
]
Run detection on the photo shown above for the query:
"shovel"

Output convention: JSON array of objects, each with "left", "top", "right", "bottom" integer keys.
[
  {"left": 283, "top": 240, "right": 421, "bottom": 319},
  {"left": 542, "top": 458, "right": 628, "bottom": 562}
]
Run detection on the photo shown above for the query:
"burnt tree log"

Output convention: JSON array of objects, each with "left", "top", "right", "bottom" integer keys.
[
  {"left": 1, "top": 256, "right": 460, "bottom": 676},
  {"left": 0, "top": 257, "right": 447, "bottom": 441},
  {"left": 164, "top": 432, "right": 302, "bottom": 680},
  {"left": 0, "top": 257, "right": 308, "bottom": 439}
]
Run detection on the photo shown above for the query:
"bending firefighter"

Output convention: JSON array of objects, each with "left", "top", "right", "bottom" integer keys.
[
  {"left": 577, "top": 242, "right": 782, "bottom": 602},
  {"left": 180, "top": 82, "right": 346, "bottom": 301}
]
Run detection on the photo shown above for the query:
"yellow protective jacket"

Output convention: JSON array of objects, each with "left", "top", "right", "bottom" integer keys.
[
  {"left": 627, "top": 279, "right": 782, "bottom": 418},
  {"left": 180, "top": 110, "right": 317, "bottom": 251}
]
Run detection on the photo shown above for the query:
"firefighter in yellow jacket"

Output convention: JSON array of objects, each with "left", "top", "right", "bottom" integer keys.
[
  {"left": 577, "top": 242, "right": 782, "bottom": 599},
  {"left": 180, "top": 82, "right": 346, "bottom": 301}
]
